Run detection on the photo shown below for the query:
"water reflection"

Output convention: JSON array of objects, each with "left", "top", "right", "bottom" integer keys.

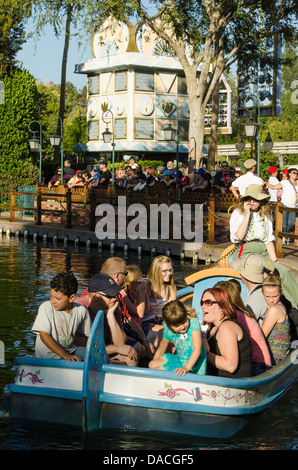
[{"left": 0, "top": 236, "right": 297, "bottom": 450}]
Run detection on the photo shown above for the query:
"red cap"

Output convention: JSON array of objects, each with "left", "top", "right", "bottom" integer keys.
[{"left": 268, "top": 166, "right": 277, "bottom": 174}]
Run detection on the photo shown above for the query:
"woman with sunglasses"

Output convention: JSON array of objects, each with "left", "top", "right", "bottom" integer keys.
[
  {"left": 229, "top": 184, "right": 298, "bottom": 311},
  {"left": 202, "top": 287, "right": 252, "bottom": 378}
]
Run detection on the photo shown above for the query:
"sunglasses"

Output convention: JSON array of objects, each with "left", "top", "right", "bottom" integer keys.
[
  {"left": 200, "top": 299, "right": 217, "bottom": 307},
  {"left": 97, "top": 292, "right": 117, "bottom": 299}
]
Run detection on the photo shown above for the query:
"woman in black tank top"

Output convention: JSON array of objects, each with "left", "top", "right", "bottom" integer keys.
[{"left": 201, "top": 287, "right": 252, "bottom": 378}]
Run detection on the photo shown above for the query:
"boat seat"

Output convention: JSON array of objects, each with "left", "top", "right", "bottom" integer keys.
[{"left": 184, "top": 267, "right": 249, "bottom": 322}]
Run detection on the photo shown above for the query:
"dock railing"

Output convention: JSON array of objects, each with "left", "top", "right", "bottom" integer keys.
[
  {"left": 0, "top": 184, "right": 297, "bottom": 253},
  {"left": 274, "top": 202, "right": 298, "bottom": 257}
]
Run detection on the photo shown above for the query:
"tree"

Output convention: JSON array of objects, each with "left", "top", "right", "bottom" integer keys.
[
  {"left": 30, "top": 1, "right": 84, "bottom": 158},
  {"left": 0, "top": 0, "right": 31, "bottom": 68},
  {"left": 83, "top": 0, "right": 297, "bottom": 169},
  {"left": 0, "top": 66, "right": 39, "bottom": 185}
]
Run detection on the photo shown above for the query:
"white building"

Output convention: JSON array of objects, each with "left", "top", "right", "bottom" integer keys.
[{"left": 74, "top": 16, "right": 232, "bottom": 162}]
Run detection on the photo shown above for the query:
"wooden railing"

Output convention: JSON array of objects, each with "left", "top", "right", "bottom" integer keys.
[
  {"left": 0, "top": 184, "right": 297, "bottom": 254},
  {"left": 274, "top": 202, "right": 298, "bottom": 258}
]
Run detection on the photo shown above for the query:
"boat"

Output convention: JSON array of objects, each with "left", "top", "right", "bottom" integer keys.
[{"left": 7, "top": 266, "right": 298, "bottom": 438}]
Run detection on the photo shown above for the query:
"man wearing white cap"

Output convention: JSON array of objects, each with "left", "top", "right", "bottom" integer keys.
[{"left": 230, "top": 158, "right": 263, "bottom": 198}]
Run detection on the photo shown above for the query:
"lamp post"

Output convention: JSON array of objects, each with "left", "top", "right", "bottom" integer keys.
[
  {"left": 49, "top": 115, "right": 64, "bottom": 186},
  {"left": 28, "top": 121, "right": 43, "bottom": 183},
  {"left": 243, "top": 94, "right": 261, "bottom": 176},
  {"left": 101, "top": 105, "right": 116, "bottom": 194},
  {"left": 161, "top": 102, "right": 180, "bottom": 199},
  {"left": 235, "top": 135, "right": 245, "bottom": 154}
]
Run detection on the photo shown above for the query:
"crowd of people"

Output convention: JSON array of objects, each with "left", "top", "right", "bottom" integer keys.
[
  {"left": 47, "top": 156, "right": 244, "bottom": 193},
  {"left": 31, "top": 245, "right": 296, "bottom": 378},
  {"left": 32, "top": 155, "right": 297, "bottom": 377},
  {"left": 47, "top": 158, "right": 112, "bottom": 190}
]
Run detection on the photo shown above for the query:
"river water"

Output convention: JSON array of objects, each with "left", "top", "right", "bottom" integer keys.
[{"left": 0, "top": 236, "right": 297, "bottom": 451}]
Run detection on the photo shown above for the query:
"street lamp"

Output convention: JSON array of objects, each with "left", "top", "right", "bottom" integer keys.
[
  {"left": 28, "top": 120, "right": 43, "bottom": 183},
  {"left": 243, "top": 95, "right": 261, "bottom": 176},
  {"left": 263, "top": 131, "right": 273, "bottom": 152},
  {"left": 101, "top": 104, "right": 116, "bottom": 194},
  {"left": 161, "top": 103, "right": 180, "bottom": 199},
  {"left": 49, "top": 116, "right": 64, "bottom": 186},
  {"left": 235, "top": 135, "right": 245, "bottom": 154}
]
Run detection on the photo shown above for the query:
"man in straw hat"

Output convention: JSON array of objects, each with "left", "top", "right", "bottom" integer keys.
[
  {"left": 230, "top": 158, "right": 264, "bottom": 198},
  {"left": 230, "top": 184, "right": 298, "bottom": 310},
  {"left": 233, "top": 254, "right": 272, "bottom": 326}
]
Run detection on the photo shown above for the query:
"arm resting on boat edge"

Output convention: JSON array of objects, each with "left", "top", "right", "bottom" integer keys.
[{"left": 39, "top": 331, "right": 82, "bottom": 362}]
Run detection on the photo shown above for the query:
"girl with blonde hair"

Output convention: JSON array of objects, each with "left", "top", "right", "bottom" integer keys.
[
  {"left": 262, "top": 274, "right": 291, "bottom": 364},
  {"left": 142, "top": 255, "right": 177, "bottom": 334}
]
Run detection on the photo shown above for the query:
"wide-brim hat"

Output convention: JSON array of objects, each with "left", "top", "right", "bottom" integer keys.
[
  {"left": 88, "top": 273, "right": 122, "bottom": 295},
  {"left": 240, "top": 184, "right": 270, "bottom": 201},
  {"left": 233, "top": 254, "right": 272, "bottom": 283},
  {"left": 244, "top": 158, "right": 257, "bottom": 169}
]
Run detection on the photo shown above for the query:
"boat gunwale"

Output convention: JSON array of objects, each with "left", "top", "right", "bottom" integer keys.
[{"left": 10, "top": 345, "right": 298, "bottom": 391}]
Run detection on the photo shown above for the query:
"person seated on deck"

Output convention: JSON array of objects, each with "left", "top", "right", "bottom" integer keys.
[
  {"left": 126, "top": 167, "right": 142, "bottom": 190},
  {"left": 76, "top": 273, "right": 141, "bottom": 367},
  {"left": 115, "top": 166, "right": 127, "bottom": 187},
  {"left": 133, "top": 172, "right": 147, "bottom": 191},
  {"left": 63, "top": 158, "right": 75, "bottom": 176},
  {"left": 261, "top": 274, "right": 291, "bottom": 365},
  {"left": 149, "top": 300, "right": 207, "bottom": 377},
  {"left": 213, "top": 161, "right": 234, "bottom": 194},
  {"left": 156, "top": 166, "right": 165, "bottom": 180},
  {"left": 48, "top": 167, "right": 72, "bottom": 189},
  {"left": 161, "top": 169, "right": 176, "bottom": 187},
  {"left": 182, "top": 168, "right": 209, "bottom": 192},
  {"left": 67, "top": 170, "right": 85, "bottom": 188},
  {"left": 98, "top": 159, "right": 112, "bottom": 187},
  {"left": 215, "top": 280, "right": 272, "bottom": 375},
  {"left": 31, "top": 272, "right": 91, "bottom": 362},
  {"left": 202, "top": 287, "right": 252, "bottom": 378},
  {"left": 86, "top": 165, "right": 102, "bottom": 188}
]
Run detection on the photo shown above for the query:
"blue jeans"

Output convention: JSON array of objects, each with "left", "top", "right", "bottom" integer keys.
[{"left": 282, "top": 209, "right": 296, "bottom": 233}]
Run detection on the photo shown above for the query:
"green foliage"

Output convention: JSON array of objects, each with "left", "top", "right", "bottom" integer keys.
[
  {"left": 0, "top": 0, "right": 30, "bottom": 67},
  {"left": 0, "top": 161, "right": 39, "bottom": 188},
  {"left": 0, "top": 66, "right": 39, "bottom": 182}
]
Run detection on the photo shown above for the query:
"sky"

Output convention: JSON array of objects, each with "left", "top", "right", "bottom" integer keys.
[{"left": 16, "top": 24, "right": 92, "bottom": 91}]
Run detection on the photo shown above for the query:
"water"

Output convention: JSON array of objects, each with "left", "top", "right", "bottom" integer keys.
[{"left": 0, "top": 236, "right": 297, "bottom": 451}]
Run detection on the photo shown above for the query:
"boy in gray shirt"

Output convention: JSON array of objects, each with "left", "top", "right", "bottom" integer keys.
[{"left": 32, "top": 272, "right": 91, "bottom": 361}]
